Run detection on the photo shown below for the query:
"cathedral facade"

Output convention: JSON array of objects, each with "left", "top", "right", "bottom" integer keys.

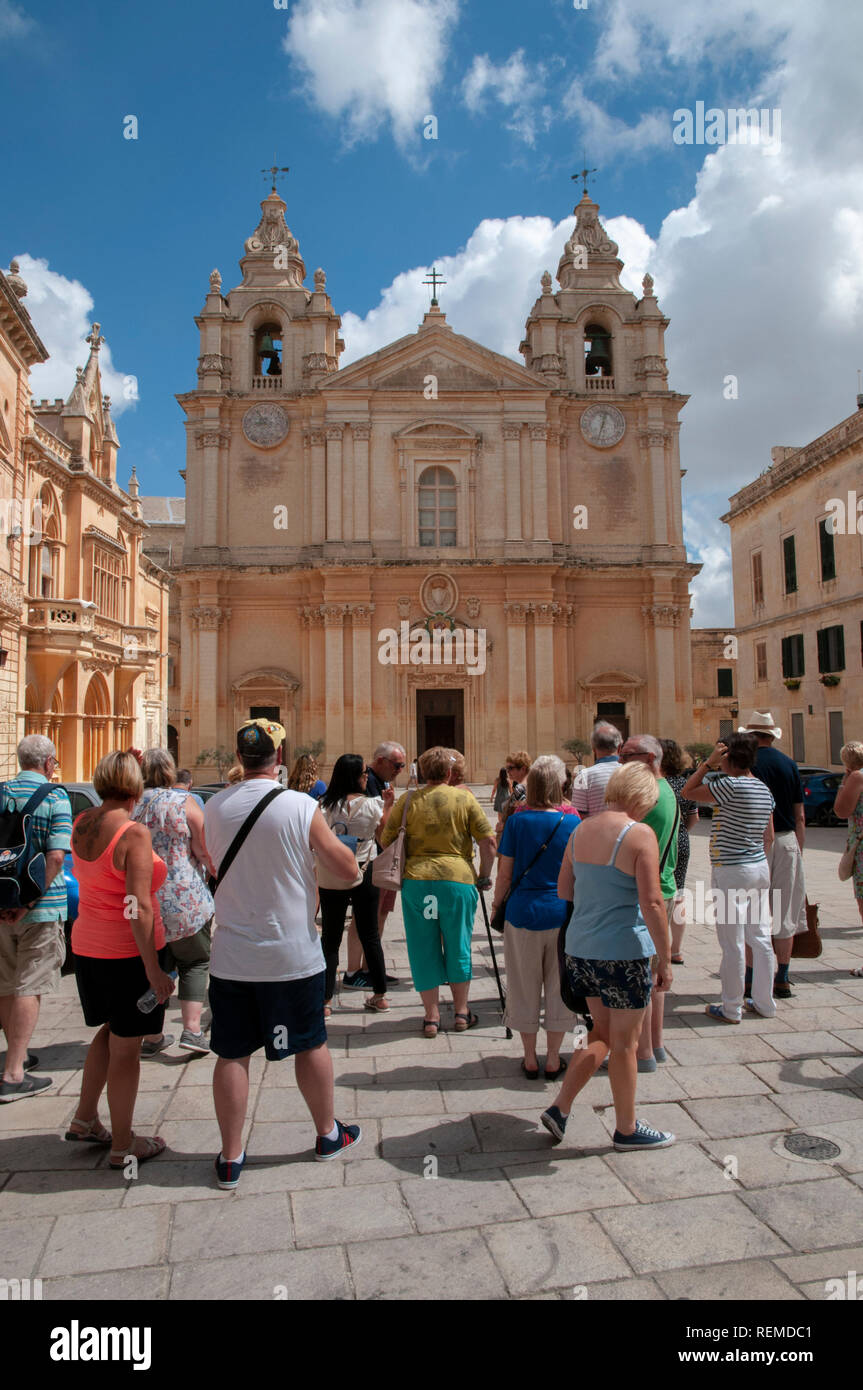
[{"left": 175, "top": 188, "right": 698, "bottom": 781}]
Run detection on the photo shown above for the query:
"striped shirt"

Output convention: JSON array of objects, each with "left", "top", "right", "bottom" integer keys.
[
  {"left": 705, "top": 772, "right": 775, "bottom": 866},
  {"left": 570, "top": 757, "right": 619, "bottom": 818},
  {"left": 0, "top": 772, "right": 72, "bottom": 921}
]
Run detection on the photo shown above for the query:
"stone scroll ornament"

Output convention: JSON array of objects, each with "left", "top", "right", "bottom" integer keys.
[{"left": 242, "top": 404, "right": 289, "bottom": 448}]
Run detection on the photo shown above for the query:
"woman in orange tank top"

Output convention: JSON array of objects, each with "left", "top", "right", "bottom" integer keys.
[{"left": 66, "top": 751, "right": 175, "bottom": 1169}]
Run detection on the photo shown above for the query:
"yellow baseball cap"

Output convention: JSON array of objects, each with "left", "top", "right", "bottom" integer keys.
[{"left": 236, "top": 718, "right": 287, "bottom": 758}]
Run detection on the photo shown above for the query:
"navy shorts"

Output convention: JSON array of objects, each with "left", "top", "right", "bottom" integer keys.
[
  {"left": 564, "top": 955, "right": 652, "bottom": 1011},
  {"left": 74, "top": 948, "right": 170, "bottom": 1038},
  {"left": 209, "top": 970, "right": 327, "bottom": 1060}
]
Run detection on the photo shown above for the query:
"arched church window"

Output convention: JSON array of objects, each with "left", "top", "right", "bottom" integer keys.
[
  {"left": 584, "top": 323, "right": 613, "bottom": 377},
  {"left": 418, "top": 466, "right": 457, "bottom": 547},
  {"left": 255, "top": 323, "right": 283, "bottom": 377}
]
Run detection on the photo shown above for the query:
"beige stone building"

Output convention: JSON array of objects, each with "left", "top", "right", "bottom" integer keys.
[
  {"left": 0, "top": 263, "right": 46, "bottom": 776},
  {"left": 172, "top": 186, "right": 699, "bottom": 780},
  {"left": 691, "top": 628, "right": 739, "bottom": 746},
  {"left": 0, "top": 261, "right": 171, "bottom": 779},
  {"left": 723, "top": 408, "right": 863, "bottom": 767}
]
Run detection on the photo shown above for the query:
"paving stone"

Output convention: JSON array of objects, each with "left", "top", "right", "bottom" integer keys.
[
  {"left": 41, "top": 1204, "right": 171, "bottom": 1275},
  {"left": 169, "top": 1246, "right": 353, "bottom": 1300},
  {"left": 154, "top": 1118, "right": 235, "bottom": 1158},
  {"left": 772, "top": 1245, "right": 863, "bottom": 1282},
  {"left": 483, "top": 1211, "right": 631, "bottom": 1294},
  {"left": 170, "top": 1191, "right": 293, "bottom": 1261},
  {"left": 379, "top": 1113, "right": 478, "bottom": 1158},
  {"left": 0, "top": 1095, "right": 77, "bottom": 1130},
  {"left": 505, "top": 1155, "right": 637, "bottom": 1217},
  {"left": 0, "top": 1133, "right": 105, "bottom": 1171},
  {"left": 765, "top": 1030, "right": 861, "bottom": 1059},
  {"left": 702, "top": 1133, "right": 844, "bottom": 1189},
  {"left": 739, "top": 1177, "right": 863, "bottom": 1250},
  {"left": 663, "top": 1036, "right": 783, "bottom": 1066},
  {"left": 671, "top": 1064, "right": 770, "bottom": 1099},
  {"left": 0, "top": 1214, "right": 56, "bottom": 1275},
  {"left": 347, "top": 1033, "right": 456, "bottom": 1056},
  {"left": 348, "top": 1229, "right": 507, "bottom": 1300},
  {"left": 252, "top": 1085, "right": 355, "bottom": 1123},
  {"left": 473, "top": 1109, "right": 557, "bottom": 1152},
  {"left": 400, "top": 1170, "right": 528, "bottom": 1232},
  {"left": 42, "top": 1266, "right": 171, "bottom": 1301},
  {"left": 161, "top": 1087, "right": 240, "bottom": 1121},
  {"left": 821, "top": 1053, "right": 863, "bottom": 1083},
  {"left": 237, "top": 1118, "right": 339, "bottom": 1164},
  {"left": 748, "top": 1058, "right": 852, "bottom": 1091},
  {"left": 354, "top": 1084, "right": 445, "bottom": 1117},
  {"left": 344, "top": 1153, "right": 458, "bottom": 1185},
  {"left": 575, "top": 1276, "right": 665, "bottom": 1300},
  {"left": 655, "top": 1260, "right": 804, "bottom": 1300},
  {"left": 594, "top": 1194, "right": 789, "bottom": 1274},
  {"left": 2, "top": 1170, "right": 126, "bottom": 1217},
  {"left": 803, "top": 1118, "right": 863, "bottom": 1171},
  {"left": 773, "top": 1089, "right": 863, "bottom": 1125},
  {"left": 293, "top": 1182, "right": 414, "bottom": 1246},
  {"left": 604, "top": 1141, "right": 732, "bottom": 1201},
  {"left": 122, "top": 1160, "right": 244, "bottom": 1204},
  {"left": 680, "top": 1095, "right": 799, "bottom": 1139}
]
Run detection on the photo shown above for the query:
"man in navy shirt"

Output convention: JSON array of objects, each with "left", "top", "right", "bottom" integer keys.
[
  {"left": 343, "top": 741, "right": 406, "bottom": 989},
  {"left": 742, "top": 712, "right": 807, "bottom": 998}
]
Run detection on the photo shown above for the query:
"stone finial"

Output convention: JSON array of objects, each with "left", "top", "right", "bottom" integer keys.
[
  {"left": 540, "top": 270, "right": 553, "bottom": 294},
  {"left": 209, "top": 268, "right": 222, "bottom": 291},
  {"left": 76, "top": 366, "right": 84, "bottom": 382},
  {"left": 103, "top": 395, "right": 111, "bottom": 412},
  {"left": 86, "top": 322, "right": 103, "bottom": 352},
  {"left": 314, "top": 267, "right": 326, "bottom": 292},
  {"left": 642, "top": 272, "right": 655, "bottom": 296},
  {"left": 128, "top": 466, "right": 139, "bottom": 497},
  {"left": 6, "top": 259, "right": 27, "bottom": 299}
]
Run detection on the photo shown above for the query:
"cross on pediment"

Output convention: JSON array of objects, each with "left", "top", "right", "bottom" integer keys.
[{"left": 423, "top": 267, "right": 446, "bottom": 306}]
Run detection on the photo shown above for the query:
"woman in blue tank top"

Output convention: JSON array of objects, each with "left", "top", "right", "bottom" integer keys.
[{"left": 540, "top": 762, "right": 676, "bottom": 1152}]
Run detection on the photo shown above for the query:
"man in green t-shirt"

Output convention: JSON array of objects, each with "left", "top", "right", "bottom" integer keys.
[{"left": 619, "top": 735, "right": 679, "bottom": 1071}]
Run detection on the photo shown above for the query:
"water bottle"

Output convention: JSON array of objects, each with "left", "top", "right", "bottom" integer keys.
[{"left": 137, "top": 971, "right": 177, "bottom": 1014}]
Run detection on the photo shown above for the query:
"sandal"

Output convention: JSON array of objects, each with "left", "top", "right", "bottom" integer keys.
[
  {"left": 65, "top": 1116, "right": 112, "bottom": 1146},
  {"left": 671, "top": 955, "right": 685, "bottom": 965},
  {"left": 453, "top": 1011, "right": 479, "bottom": 1032},
  {"left": 108, "top": 1133, "right": 167, "bottom": 1169},
  {"left": 364, "top": 995, "right": 390, "bottom": 1012},
  {"left": 521, "top": 1060, "right": 540, "bottom": 1080},
  {"left": 850, "top": 968, "right": 863, "bottom": 979},
  {"left": 422, "top": 1017, "right": 441, "bottom": 1038}
]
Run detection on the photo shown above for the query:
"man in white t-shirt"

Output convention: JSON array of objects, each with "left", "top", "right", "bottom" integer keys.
[{"left": 205, "top": 718, "right": 360, "bottom": 1187}]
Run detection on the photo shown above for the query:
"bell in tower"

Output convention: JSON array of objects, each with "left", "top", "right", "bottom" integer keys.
[{"left": 584, "top": 323, "right": 612, "bottom": 377}]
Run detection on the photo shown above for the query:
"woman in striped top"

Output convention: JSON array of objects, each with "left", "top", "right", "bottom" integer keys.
[{"left": 683, "top": 734, "right": 776, "bottom": 1022}]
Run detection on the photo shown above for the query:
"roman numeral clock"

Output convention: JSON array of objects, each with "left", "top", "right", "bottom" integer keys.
[{"left": 580, "top": 404, "right": 626, "bottom": 448}]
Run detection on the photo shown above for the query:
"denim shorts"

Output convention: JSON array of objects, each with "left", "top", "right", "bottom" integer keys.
[{"left": 564, "top": 954, "right": 652, "bottom": 1011}]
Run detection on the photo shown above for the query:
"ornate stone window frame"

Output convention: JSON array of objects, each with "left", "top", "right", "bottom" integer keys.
[
  {"left": 393, "top": 420, "right": 481, "bottom": 554},
  {"left": 231, "top": 666, "right": 300, "bottom": 755}
]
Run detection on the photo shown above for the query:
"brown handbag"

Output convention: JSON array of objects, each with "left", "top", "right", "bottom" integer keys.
[{"left": 791, "top": 898, "right": 822, "bottom": 959}]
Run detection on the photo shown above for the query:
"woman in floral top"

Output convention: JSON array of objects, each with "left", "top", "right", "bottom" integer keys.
[
  {"left": 660, "top": 740, "right": 700, "bottom": 965},
  {"left": 133, "top": 749, "right": 215, "bottom": 1055}
]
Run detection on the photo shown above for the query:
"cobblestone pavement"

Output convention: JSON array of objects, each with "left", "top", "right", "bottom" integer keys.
[{"left": 2, "top": 806, "right": 862, "bottom": 1301}]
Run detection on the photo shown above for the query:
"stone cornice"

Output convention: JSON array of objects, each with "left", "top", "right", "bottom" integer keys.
[{"left": 724, "top": 410, "right": 863, "bottom": 522}]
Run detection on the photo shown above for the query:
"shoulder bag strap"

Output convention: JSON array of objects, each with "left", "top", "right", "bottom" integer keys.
[
  {"left": 509, "top": 814, "right": 567, "bottom": 894},
  {"left": 21, "top": 782, "right": 61, "bottom": 817},
  {"left": 214, "top": 787, "right": 284, "bottom": 892},
  {"left": 659, "top": 798, "right": 681, "bottom": 872}
]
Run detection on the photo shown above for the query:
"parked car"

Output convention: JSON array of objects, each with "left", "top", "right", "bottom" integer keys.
[
  {"left": 193, "top": 783, "right": 228, "bottom": 802},
  {"left": 802, "top": 771, "right": 847, "bottom": 827},
  {"left": 797, "top": 765, "right": 832, "bottom": 778}
]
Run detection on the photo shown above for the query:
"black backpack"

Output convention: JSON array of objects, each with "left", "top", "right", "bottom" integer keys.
[{"left": 0, "top": 781, "right": 61, "bottom": 911}]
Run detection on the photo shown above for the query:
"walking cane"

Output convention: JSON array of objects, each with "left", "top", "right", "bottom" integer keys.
[{"left": 477, "top": 889, "right": 512, "bottom": 1039}]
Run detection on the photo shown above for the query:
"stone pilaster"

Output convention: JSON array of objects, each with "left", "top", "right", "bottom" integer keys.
[
  {"left": 349, "top": 603, "right": 375, "bottom": 756},
  {"left": 322, "top": 603, "right": 346, "bottom": 754},
  {"left": 531, "top": 601, "right": 558, "bottom": 751},
  {"left": 326, "top": 426, "right": 344, "bottom": 542},
  {"left": 352, "top": 424, "right": 371, "bottom": 542},
  {"left": 529, "top": 425, "right": 549, "bottom": 542},
  {"left": 308, "top": 429, "right": 326, "bottom": 544},
  {"left": 504, "top": 601, "right": 528, "bottom": 751},
  {"left": 503, "top": 424, "right": 522, "bottom": 542}
]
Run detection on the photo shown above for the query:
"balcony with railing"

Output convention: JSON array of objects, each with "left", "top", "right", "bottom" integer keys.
[
  {"left": 251, "top": 375, "right": 286, "bottom": 391},
  {"left": 585, "top": 375, "right": 615, "bottom": 391}
]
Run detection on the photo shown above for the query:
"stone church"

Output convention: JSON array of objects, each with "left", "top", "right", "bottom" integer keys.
[{"left": 165, "top": 185, "right": 698, "bottom": 780}]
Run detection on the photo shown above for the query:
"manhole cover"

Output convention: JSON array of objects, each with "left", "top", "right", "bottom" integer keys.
[{"left": 783, "top": 1132, "right": 841, "bottom": 1161}]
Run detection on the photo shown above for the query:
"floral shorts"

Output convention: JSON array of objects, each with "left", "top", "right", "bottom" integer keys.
[{"left": 563, "top": 954, "right": 653, "bottom": 1011}]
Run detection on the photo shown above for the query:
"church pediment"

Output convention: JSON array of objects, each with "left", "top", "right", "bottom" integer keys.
[{"left": 324, "top": 325, "right": 547, "bottom": 394}]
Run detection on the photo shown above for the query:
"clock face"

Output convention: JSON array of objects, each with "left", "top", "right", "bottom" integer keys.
[
  {"left": 580, "top": 404, "right": 626, "bottom": 449},
  {"left": 242, "top": 403, "right": 289, "bottom": 448}
]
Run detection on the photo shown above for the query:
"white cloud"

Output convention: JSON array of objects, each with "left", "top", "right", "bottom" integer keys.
[
  {"left": 462, "top": 49, "right": 552, "bottom": 146},
  {"left": 282, "top": 0, "right": 459, "bottom": 147},
  {"left": 683, "top": 495, "right": 733, "bottom": 627},
  {"left": 0, "top": 0, "right": 34, "bottom": 39},
  {"left": 562, "top": 78, "right": 668, "bottom": 157},
  {"left": 13, "top": 254, "right": 139, "bottom": 413}
]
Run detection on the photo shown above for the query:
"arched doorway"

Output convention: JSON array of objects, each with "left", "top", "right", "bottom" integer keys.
[
  {"left": 167, "top": 724, "right": 179, "bottom": 764},
  {"left": 83, "top": 674, "right": 111, "bottom": 778}
]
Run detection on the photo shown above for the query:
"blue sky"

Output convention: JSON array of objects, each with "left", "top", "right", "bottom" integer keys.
[{"left": 3, "top": 0, "right": 862, "bottom": 624}]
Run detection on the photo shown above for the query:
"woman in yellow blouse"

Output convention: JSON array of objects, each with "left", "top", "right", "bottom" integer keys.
[{"left": 380, "top": 746, "right": 497, "bottom": 1036}]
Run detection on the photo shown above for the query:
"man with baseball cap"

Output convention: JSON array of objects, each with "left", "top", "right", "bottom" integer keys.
[
  {"left": 204, "top": 718, "right": 361, "bottom": 1186},
  {"left": 741, "top": 712, "right": 807, "bottom": 999}
]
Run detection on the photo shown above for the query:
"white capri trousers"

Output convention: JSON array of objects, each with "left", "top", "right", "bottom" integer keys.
[
  {"left": 711, "top": 862, "right": 777, "bottom": 1021},
  {"left": 502, "top": 922, "right": 577, "bottom": 1034}
]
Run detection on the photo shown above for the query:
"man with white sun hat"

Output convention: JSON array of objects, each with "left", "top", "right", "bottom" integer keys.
[{"left": 738, "top": 712, "right": 807, "bottom": 1000}]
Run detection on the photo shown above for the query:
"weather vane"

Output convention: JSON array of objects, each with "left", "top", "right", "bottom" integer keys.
[
  {"left": 262, "top": 157, "right": 290, "bottom": 192},
  {"left": 423, "top": 267, "right": 446, "bottom": 306},
  {"left": 572, "top": 152, "right": 597, "bottom": 195}
]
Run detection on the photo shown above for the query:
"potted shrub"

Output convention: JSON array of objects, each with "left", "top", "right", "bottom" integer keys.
[
  {"left": 819, "top": 674, "right": 841, "bottom": 687},
  {"left": 783, "top": 678, "right": 801, "bottom": 690}
]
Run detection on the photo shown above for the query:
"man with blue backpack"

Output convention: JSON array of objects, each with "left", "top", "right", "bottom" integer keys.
[{"left": 0, "top": 735, "right": 72, "bottom": 1102}]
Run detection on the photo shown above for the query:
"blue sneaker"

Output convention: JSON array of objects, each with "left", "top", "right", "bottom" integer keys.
[
  {"left": 342, "top": 971, "right": 370, "bottom": 990},
  {"left": 612, "top": 1120, "right": 675, "bottom": 1151},
  {"left": 315, "top": 1120, "right": 362, "bottom": 1162},
  {"left": 214, "top": 1151, "right": 247, "bottom": 1189},
  {"left": 540, "top": 1106, "right": 567, "bottom": 1143}
]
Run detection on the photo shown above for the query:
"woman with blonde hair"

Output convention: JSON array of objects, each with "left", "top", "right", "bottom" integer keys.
[
  {"left": 833, "top": 742, "right": 863, "bottom": 968},
  {"left": 380, "top": 746, "right": 497, "bottom": 1036},
  {"left": 67, "top": 752, "right": 174, "bottom": 1166},
  {"left": 288, "top": 753, "right": 327, "bottom": 801},
  {"left": 492, "top": 755, "right": 580, "bottom": 1078},
  {"left": 540, "top": 761, "right": 675, "bottom": 1151},
  {"left": 133, "top": 748, "right": 215, "bottom": 1055}
]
